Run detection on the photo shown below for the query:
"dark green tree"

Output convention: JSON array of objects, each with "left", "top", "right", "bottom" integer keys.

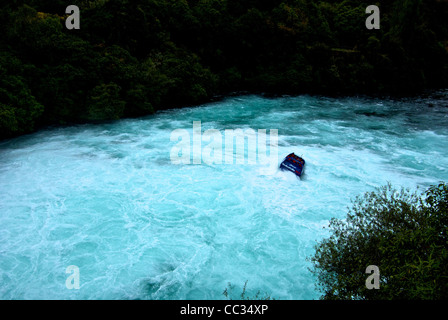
[
  {"left": 87, "top": 82, "right": 125, "bottom": 121},
  {"left": 1, "top": 0, "right": 448, "bottom": 139},
  {"left": 310, "top": 183, "right": 448, "bottom": 300},
  {"left": 0, "top": 52, "right": 44, "bottom": 137}
]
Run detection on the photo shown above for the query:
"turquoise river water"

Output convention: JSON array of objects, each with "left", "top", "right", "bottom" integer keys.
[{"left": 1, "top": 93, "right": 448, "bottom": 299}]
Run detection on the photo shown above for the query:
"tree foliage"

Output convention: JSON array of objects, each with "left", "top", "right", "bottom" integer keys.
[
  {"left": 0, "top": 0, "right": 447, "bottom": 139},
  {"left": 310, "top": 183, "right": 448, "bottom": 300}
]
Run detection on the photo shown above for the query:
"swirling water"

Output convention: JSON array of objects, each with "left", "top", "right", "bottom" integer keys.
[{"left": 0, "top": 93, "right": 448, "bottom": 300}]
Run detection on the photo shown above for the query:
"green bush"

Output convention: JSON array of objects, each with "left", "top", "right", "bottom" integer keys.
[
  {"left": 310, "top": 183, "right": 448, "bottom": 300},
  {"left": 1, "top": 1, "right": 448, "bottom": 139},
  {"left": 0, "top": 53, "right": 44, "bottom": 137},
  {"left": 87, "top": 82, "right": 125, "bottom": 121}
]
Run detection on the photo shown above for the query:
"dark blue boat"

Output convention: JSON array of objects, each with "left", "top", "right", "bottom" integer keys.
[{"left": 279, "top": 153, "right": 305, "bottom": 178}]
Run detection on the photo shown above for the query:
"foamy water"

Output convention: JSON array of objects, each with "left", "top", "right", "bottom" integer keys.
[{"left": 1, "top": 94, "right": 447, "bottom": 299}]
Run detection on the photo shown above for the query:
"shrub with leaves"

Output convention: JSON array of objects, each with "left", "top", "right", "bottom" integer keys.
[{"left": 310, "top": 182, "right": 448, "bottom": 300}]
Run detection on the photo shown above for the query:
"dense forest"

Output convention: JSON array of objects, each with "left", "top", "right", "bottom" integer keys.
[{"left": 1, "top": 0, "right": 447, "bottom": 139}]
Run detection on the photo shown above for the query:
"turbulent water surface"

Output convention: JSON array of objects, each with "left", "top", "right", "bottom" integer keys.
[{"left": 1, "top": 93, "right": 448, "bottom": 299}]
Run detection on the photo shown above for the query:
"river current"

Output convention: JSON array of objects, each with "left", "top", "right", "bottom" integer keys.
[{"left": 1, "top": 93, "right": 447, "bottom": 299}]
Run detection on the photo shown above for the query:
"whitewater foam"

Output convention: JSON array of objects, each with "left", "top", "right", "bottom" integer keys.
[{"left": 0, "top": 94, "right": 447, "bottom": 299}]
